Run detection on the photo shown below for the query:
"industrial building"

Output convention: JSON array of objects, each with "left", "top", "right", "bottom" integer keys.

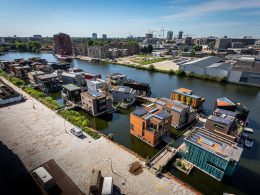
[
  {"left": 215, "top": 37, "right": 256, "bottom": 51},
  {"left": 130, "top": 107, "right": 172, "bottom": 147},
  {"left": 228, "top": 57, "right": 260, "bottom": 86},
  {"left": 179, "top": 128, "right": 243, "bottom": 181},
  {"left": 179, "top": 56, "right": 231, "bottom": 78}
]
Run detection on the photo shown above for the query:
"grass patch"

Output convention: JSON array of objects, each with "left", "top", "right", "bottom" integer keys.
[
  {"left": 59, "top": 110, "right": 100, "bottom": 139},
  {"left": 139, "top": 58, "right": 168, "bottom": 65},
  {"left": 24, "top": 87, "right": 61, "bottom": 110}
]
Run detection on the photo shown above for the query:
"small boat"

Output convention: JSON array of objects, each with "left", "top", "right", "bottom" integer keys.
[
  {"left": 244, "top": 138, "right": 254, "bottom": 148},
  {"left": 55, "top": 54, "right": 72, "bottom": 62},
  {"left": 244, "top": 127, "right": 254, "bottom": 134}
]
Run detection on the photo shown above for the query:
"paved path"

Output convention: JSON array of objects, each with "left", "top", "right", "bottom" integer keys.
[{"left": 0, "top": 78, "right": 197, "bottom": 195}]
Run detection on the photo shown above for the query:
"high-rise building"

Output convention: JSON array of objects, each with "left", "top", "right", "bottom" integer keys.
[
  {"left": 102, "top": 34, "right": 107, "bottom": 39},
  {"left": 92, "top": 33, "right": 97, "bottom": 39},
  {"left": 53, "top": 33, "right": 73, "bottom": 56},
  {"left": 178, "top": 30, "right": 183, "bottom": 39},
  {"left": 145, "top": 33, "right": 153, "bottom": 39},
  {"left": 166, "top": 31, "right": 173, "bottom": 40}
]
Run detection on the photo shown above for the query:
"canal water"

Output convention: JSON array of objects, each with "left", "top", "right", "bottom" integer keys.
[{"left": 1, "top": 52, "right": 260, "bottom": 195}]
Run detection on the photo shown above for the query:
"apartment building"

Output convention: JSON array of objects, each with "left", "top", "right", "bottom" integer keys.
[
  {"left": 81, "top": 90, "right": 113, "bottom": 116},
  {"left": 130, "top": 107, "right": 172, "bottom": 147},
  {"left": 53, "top": 33, "right": 73, "bottom": 56}
]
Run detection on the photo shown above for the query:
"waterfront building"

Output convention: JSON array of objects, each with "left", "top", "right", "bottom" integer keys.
[
  {"left": 166, "top": 31, "right": 173, "bottom": 40},
  {"left": 53, "top": 33, "right": 73, "bottom": 56},
  {"left": 13, "top": 65, "right": 31, "bottom": 79},
  {"left": 86, "top": 79, "right": 107, "bottom": 91},
  {"left": 61, "top": 72, "right": 85, "bottom": 87},
  {"left": 61, "top": 84, "right": 81, "bottom": 104},
  {"left": 123, "top": 80, "right": 151, "bottom": 96},
  {"left": 27, "top": 71, "right": 45, "bottom": 84},
  {"left": 87, "top": 45, "right": 110, "bottom": 59},
  {"left": 36, "top": 74, "right": 61, "bottom": 93},
  {"left": 179, "top": 56, "right": 231, "bottom": 78},
  {"left": 111, "top": 86, "right": 136, "bottom": 105},
  {"left": 92, "top": 33, "right": 97, "bottom": 39},
  {"left": 155, "top": 98, "right": 195, "bottom": 129},
  {"left": 228, "top": 57, "right": 260, "bottom": 86},
  {"left": 0, "top": 81, "right": 23, "bottom": 106},
  {"left": 179, "top": 128, "right": 243, "bottom": 181},
  {"left": 81, "top": 90, "right": 113, "bottom": 116},
  {"left": 48, "top": 62, "right": 70, "bottom": 71},
  {"left": 215, "top": 97, "right": 249, "bottom": 122},
  {"left": 107, "top": 73, "right": 127, "bottom": 86},
  {"left": 130, "top": 107, "right": 172, "bottom": 147},
  {"left": 83, "top": 72, "right": 102, "bottom": 80},
  {"left": 170, "top": 88, "right": 205, "bottom": 108}
]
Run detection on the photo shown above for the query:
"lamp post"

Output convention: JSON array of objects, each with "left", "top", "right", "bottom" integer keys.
[{"left": 105, "top": 157, "right": 126, "bottom": 185}]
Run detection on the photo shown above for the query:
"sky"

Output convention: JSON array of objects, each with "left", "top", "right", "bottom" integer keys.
[{"left": 0, "top": 0, "right": 260, "bottom": 38}]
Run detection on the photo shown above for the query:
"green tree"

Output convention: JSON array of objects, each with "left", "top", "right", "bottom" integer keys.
[
  {"left": 183, "top": 47, "right": 189, "bottom": 52},
  {"left": 193, "top": 45, "right": 202, "bottom": 51},
  {"left": 147, "top": 45, "right": 153, "bottom": 53}
]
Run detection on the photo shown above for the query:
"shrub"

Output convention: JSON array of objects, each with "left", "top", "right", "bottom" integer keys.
[{"left": 148, "top": 64, "right": 155, "bottom": 71}]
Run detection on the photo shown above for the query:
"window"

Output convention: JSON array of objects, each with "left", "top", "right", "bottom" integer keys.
[
  {"left": 130, "top": 123, "right": 134, "bottom": 130},
  {"left": 214, "top": 124, "right": 225, "bottom": 130}
]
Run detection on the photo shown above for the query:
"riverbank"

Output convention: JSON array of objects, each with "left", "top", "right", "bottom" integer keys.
[
  {"left": 76, "top": 55, "right": 227, "bottom": 83},
  {"left": 0, "top": 76, "right": 198, "bottom": 195}
]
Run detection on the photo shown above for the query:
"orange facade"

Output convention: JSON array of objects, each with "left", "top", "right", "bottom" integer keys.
[
  {"left": 171, "top": 91, "right": 204, "bottom": 108},
  {"left": 130, "top": 111, "right": 171, "bottom": 147}
]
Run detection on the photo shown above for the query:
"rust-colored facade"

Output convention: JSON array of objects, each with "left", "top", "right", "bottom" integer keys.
[
  {"left": 130, "top": 107, "right": 172, "bottom": 147},
  {"left": 171, "top": 88, "right": 205, "bottom": 108},
  {"left": 53, "top": 33, "right": 73, "bottom": 56}
]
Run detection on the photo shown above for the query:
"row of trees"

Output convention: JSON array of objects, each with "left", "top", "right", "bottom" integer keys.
[
  {"left": 0, "top": 41, "right": 41, "bottom": 52},
  {"left": 140, "top": 45, "right": 153, "bottom": 54}
]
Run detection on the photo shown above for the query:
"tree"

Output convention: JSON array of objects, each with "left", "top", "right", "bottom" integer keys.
[
  {"left": 148, "top": 64, "right": 155, "bottom": 71},
  {"left": 193, "top": 45, "right": 202, "bottom": 51},
  {"left": 147, "top": 45, "right": 153, "bottom": 53},
  {"left": 183, "top": 47, "right": 189, "bottom": 52}
]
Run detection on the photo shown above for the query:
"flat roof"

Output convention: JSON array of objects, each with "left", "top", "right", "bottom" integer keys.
[
  {"left": 186, "top": 128, "right": 243, "bottom": 161},
  {"left": 208, "top": 114, "right": 235, "bottom": 126},
  {"left": 62, "top": 84, "right": 80, "bottom": 91},
  {"left": 31, "top": 159, "right": 84, "bottom": 195},
  {"left": 172, "top": 89, "right": 203, "bottom": 99},
  {"left": 214, "top": 108, "right": 237, "bottom": 117}
]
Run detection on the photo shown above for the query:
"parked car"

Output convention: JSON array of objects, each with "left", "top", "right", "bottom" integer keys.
[{"left": 70, "top": 127, "right": 83, "bottom": 137}]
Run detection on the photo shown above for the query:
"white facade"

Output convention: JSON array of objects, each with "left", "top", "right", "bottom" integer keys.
[
  {"left": 87, "top": 79, "right": 107, "bottom": 91},
  {"left": 111, "top": 86, "right": 136, "bottom": 104}
]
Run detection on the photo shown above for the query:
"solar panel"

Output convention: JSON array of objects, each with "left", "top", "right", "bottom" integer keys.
[
  {"left": 154, "top": 111, "right": 171, "bottom": 120},
  {"left": 156, "top": 100, "right": 165, "bottom": 106},
  {"left": 149, "top": 108, "right": 158, "bottom": 113},
  {"left": 133, "top": 109, "right": 148, "bottom": 117},
  {"left": 88, "top": 90, "right": 102, "bottom": 97},
  {"left": 172, "top": 106, "right": 182, "bottom": 113},
  {"left": 202, "top": 138, "right": 214, "bottom": 147}
]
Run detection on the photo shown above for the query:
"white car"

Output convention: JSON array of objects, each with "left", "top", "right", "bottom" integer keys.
[{"left": 70, "top": 127, "right": 83, "bottom": 137}]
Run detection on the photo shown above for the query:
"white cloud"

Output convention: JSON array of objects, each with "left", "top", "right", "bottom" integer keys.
[{"left": 163, "top": 0, "right": 260, "bottom": 20}]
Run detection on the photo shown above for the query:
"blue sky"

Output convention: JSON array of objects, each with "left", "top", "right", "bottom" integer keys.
[{"left": 0, "top": 0, "right": 260, "bottom": 38}]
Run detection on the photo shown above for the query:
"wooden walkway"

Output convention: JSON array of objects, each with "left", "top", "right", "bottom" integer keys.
[{"left": 147, "top": 145, "right": 177, "bottom": 174}]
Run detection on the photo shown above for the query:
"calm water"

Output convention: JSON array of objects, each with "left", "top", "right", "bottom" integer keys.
[{"left": 1, "top": 52, "right": 260, "bottom": 195}]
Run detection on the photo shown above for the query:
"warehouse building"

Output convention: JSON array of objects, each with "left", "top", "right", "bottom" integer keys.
[{"left": 179, "top": 56, "right": 231, "bottom": 78}]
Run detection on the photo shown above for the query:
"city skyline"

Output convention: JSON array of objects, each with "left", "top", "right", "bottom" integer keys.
[{"left": 0, "top": 0, "right": 260, "bottom": 38}]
